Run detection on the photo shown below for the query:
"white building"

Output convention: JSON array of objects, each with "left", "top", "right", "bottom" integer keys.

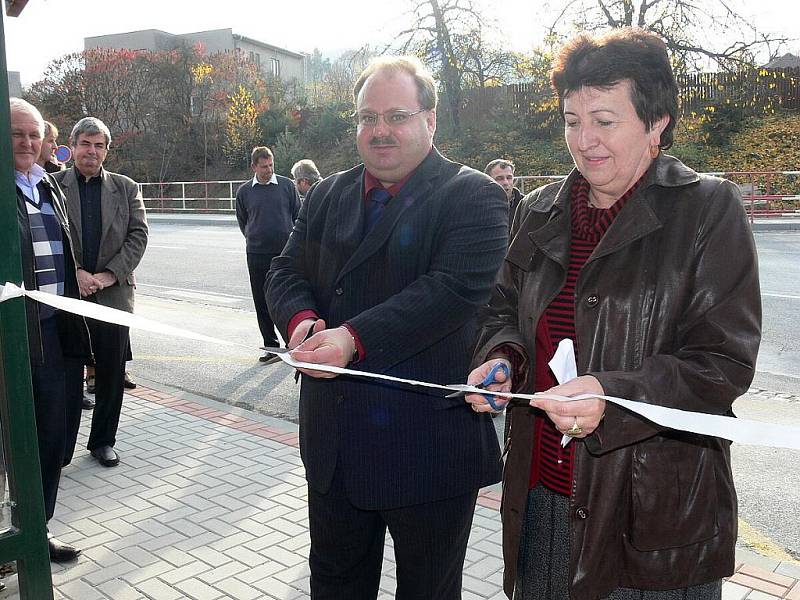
[{"left": 85, "top": 28, "right": 307, "bottom": 84}]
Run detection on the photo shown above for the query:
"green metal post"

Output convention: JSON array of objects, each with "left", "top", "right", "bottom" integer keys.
[{"left": 0, "top": 6, "right": 56, "bottom": 598}]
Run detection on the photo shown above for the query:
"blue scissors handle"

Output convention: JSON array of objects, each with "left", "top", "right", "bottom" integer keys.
[{"left": 480, "top": 362, "right": 510, "bottom": 411}]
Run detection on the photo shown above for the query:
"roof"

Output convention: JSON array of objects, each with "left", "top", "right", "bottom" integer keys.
[
  {"left": 232, "top": 33, "right": 307, "bottom": 59},
  {"left": 764, "top": 53, "right": 800, "bottom": 69}
]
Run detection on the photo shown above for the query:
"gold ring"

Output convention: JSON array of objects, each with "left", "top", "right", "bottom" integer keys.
[{"left": 565, "top": 417, "right": 583, "bottom": 436}]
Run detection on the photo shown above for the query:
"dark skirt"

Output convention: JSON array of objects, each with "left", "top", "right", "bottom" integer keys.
[{"left": 514, "top": 485, "right": 722, "bottom": 600}]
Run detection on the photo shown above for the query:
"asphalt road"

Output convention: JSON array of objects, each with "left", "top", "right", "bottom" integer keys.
[{"left": 129, "top": 220, "right": 800, "bottom": 558}]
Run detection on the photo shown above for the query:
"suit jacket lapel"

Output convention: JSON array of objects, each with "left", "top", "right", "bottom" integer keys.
[
  {"left": 99, "top": 169, "right": 120, "bottom": 256},
  {"left": 59, "top": 168, "right": 84, "bottom": 262},
  {"left": 336, "top": 149, "right": 441, "bottom": 283}
]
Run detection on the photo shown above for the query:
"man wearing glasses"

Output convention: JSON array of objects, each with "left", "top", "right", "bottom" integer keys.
[{"left": 266, "top": 56, "right": 508, "bottom": 598}]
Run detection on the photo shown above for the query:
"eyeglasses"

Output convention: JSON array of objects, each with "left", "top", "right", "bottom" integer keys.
[{"left": 354, "top": 109, "right": 427, "bottom": 127}]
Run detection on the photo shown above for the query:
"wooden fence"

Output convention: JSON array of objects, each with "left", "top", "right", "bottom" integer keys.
[{"left": 442, "top": 68, "right": 800, "bottom": 128}]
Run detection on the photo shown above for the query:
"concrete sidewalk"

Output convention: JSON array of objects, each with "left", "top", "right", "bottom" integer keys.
[{"left": 1, "top": 384, "right": 798, "bottom": 599}]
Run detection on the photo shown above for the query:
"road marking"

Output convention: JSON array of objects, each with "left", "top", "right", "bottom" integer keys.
[
  {"left": 762, "top": 291, "right": 800, "bottom": 300},
  {"left": 225, "top": 250, "right": 246, "bottom": 254},
  {"left": 137, "top": 283, "right": 250, "bottom": 301},
  {"left": 738, "top": 517, "right": 799, "bottom": 563},
  {"left": 148, "top": 245, "right": 186, "bottom": 250}
]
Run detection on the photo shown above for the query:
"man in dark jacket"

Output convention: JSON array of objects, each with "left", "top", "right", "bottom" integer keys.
[
  {"left": 11, "top": 97, "right": 87, "bottom": 562},
  {"left": 266, "top": 57, "right": 508, "bottom": 599},
  {"left": 235, "top": 146, "right": 300, "bottom": 360},
  {"left": 485, "top": 158, "right": 523, "bottom": 231}
]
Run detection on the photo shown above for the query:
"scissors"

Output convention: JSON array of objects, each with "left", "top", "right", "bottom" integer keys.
[
  {"left": 445, "top": 362, "right": 511, "bottom": 411},
  {"left": 260, "top": 319, "right": 318, "bottom": 369}
]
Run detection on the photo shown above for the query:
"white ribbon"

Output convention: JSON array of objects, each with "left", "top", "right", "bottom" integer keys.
[{"left": 3, "top": 282, "right": 799, "bottom": 451}]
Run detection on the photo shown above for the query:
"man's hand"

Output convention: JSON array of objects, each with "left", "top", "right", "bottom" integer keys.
[
  {"left": 464, "top": 359, "right": 512, "bottom": 413},
  {"left": 290, "top": 322, "right": 356, "bottom": 379},
  {"left": 288, "top": 318, "right": 324, "bottom": 349},
  {"left": 76, "top": 269, "right": 103, "bottom": 298},
  {"left": 94, "top": 270, "right": 117, "bottom": 289},
  {"left": 529, "top": 375, "right": 606, "bottom": 438}
]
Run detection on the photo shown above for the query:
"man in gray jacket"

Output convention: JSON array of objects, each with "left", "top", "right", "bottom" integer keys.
[{"left": 54, "top": 117, "right": 148, "bottom": 468}]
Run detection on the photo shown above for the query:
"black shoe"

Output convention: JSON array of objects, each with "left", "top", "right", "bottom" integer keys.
[
  {"left": 123, "top": 371, "right": 137, "bottom": 389},
  {"left": 81, "top": 394, "right": 95, "bottom": 410},
  {"left": 90, "top": 445, "right": 119, "bottom": 467},
  {"left": 48, "top": 534, "right": 81, "bottom": 562}
]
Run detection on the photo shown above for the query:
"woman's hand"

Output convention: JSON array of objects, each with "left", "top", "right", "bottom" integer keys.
[
  {"left": 529, "top": 375, "right": 606, "bottom": 438},
  {"left": 464, "top": 359, "right": 512, "bottom": 413}
]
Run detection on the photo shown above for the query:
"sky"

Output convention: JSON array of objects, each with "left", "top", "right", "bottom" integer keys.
[{"left": 3, "top": 0, "right": 799, "bottom": 86}]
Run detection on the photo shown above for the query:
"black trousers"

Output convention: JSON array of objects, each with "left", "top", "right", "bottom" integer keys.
[
  {"left": 308, "top": 464, "right": 478, "bottom": 600},
  {"left": 63, "top": 356, "right": 86, "bottom": 466},
  {"left": 246, "top": 252, "right": 279, "bottom": 347},
  {"left": 30, "top": 317, "right": 66, "bottom": 521},
  {"left": 84, "top": 319, "right": 128, "bottom": 451}
]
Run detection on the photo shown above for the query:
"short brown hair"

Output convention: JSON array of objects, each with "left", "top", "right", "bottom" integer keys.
[
  {"left": 251, "top": 146, "right": 273, "bottom": 165},
  {"left": 484, "top": 159, "right": 514, "bottom": 175},
  {"left": 353, "top": 56, "right": 438, "bottom": 111},
  {"left": 550, "top": 27, "right": 679, "bottom": 149}
]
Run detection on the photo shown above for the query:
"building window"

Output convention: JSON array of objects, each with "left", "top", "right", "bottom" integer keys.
[
  {"left": 255, "top": 53, "right": 261, "bottom": 66},
  {"left": 249, "top": 51, "right": 255, "bottom": 62},
  {"left": 271, "top": 58, "right": 281, "bottom": 78}
]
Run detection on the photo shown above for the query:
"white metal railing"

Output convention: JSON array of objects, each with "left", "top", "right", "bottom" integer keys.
[
  {"left": 139, "top": 180, "right": 247, "bottom": 211},
  {"left": 138, "top": 171, "right": 800, "bottom": 214}
]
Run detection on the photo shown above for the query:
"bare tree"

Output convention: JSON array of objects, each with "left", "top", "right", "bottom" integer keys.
[
  {"left": 395, "top": 0, "right": 517, "bottom": 132},
  {"left": 542, "top": 0, "right": 792, "bottom": 72}
]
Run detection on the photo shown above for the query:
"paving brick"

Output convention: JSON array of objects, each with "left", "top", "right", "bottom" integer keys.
[
  {"left": 235, "top": 560, "right": 287, "bottom": 583},
  {"left": 158, "top": 560, "right": 209, "bottom": 585},
  {"left": 58, "top": 577, "right": 109, "bottom": 600},
  {"left": 96, "top": 577, "right": 145, "bottom": 600},
  {"left": 251, "top": 575, "right": 306, "bottom": 599},
  {"left": 225, "top": 545, "right": 273, "bottom": 568},
  {"left": 188, "top": 545, "right": 233, "bottom": 568},
  {"left": 197, "top": 561, "right": 249, "bottom": 584},
  {"left": 116, "top": 545, "right": 162, "bottom": 568},
  {"left": 135, "top": 578, "right": 189, "bottom": 600},
  {"left": 728, "top": 573, "right": 788, "bottom": 597},
  {"left": 722, "top": 581, "right": 751, "bottom": 600},
  {"left": 261, "top": 544, "right": 307, "bottom": 568},
  {"left": 787, "top": 581, "right": 800, "bottom": 600},
  {"left": 173, "top": 578, "right": 225, "bottom": 600},
  {"left": 739, "top": 563, "right": 797, "bottom": 587},
  {"left": 212, "top": 576, "right": 263, "bottom": 600},
  {"left": 83, "top": 558, "right": 139, "bottom": 585}
]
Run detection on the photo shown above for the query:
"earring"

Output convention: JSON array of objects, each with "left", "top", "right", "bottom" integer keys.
[{"left": 649, "top": 145, "right": 660, "bottom": 159}]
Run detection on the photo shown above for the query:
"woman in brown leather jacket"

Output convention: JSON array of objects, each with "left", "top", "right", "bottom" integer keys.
[{"left": 466, "top": 28, "right": 761, "bottom": 600}]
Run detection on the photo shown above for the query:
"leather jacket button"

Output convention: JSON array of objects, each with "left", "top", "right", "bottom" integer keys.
[
  {"left": 585, "top": 295, "right": 599, "bottom": 307},
  {"left": 335, "top": 287, "right": 344, "bottom": 296},
  {"left": 576, "top": 507, "right": 588, "bottom": 519}
]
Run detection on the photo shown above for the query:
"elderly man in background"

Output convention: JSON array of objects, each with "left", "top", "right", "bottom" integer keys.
[
  {"left": 54, "top": 117, "right": 148, "bottom": 469},
  {"left": 290, "top": 158, "right": 322, "bottom": 199},
  {"left": 11, "top": 97, "right": 88, "bottom": 562},
  {"left": 485, "top": 158, "right": 523, "bottom": 229}
]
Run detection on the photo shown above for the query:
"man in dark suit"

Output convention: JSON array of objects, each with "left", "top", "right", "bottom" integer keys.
[
  {"left": 11, "top": 98, "right": 88, "bottom": 562},
  {"left": 266, "top": 56, "right": 508, "bottom": 599},
  {"left": 54, "top": 117, "right": 148, "bottom": 468},
  {"left": 485, "top": 158, "right": 524, "bottom": 231}
]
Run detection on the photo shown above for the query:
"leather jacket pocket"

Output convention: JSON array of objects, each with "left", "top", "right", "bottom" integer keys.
[{"left": 629, "top": 441, "right": 719, "bottom": 551}]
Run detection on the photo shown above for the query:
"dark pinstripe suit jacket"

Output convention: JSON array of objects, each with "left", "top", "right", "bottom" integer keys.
[{"left": 267, "top": 148, "right": 508, "bottom": 510}]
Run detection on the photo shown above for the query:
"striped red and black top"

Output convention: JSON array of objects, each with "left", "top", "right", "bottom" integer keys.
[{"left": 529, "top": 174, "right": 642, "bottom": 496}]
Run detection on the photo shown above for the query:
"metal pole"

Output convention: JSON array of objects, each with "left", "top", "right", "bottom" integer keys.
[{"left": 0, "top": 7, "right": 56, "bottom": 598}]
